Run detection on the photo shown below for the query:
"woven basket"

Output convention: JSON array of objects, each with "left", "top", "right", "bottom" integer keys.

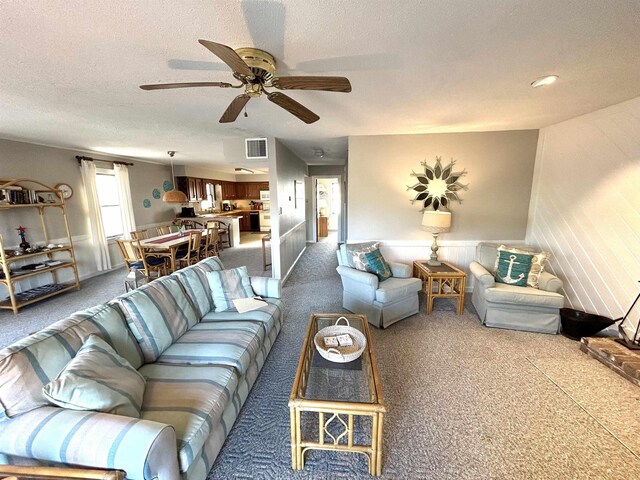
[{"left": 314, "top": 317, "right": 367, "bottom": 363}]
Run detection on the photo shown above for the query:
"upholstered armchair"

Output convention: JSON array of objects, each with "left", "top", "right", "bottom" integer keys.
[
  {"left": 470, "top": 242, "right": 565, "bottom": 334},
  {"left": 336, "top": 244, "right": 422, "bottom": 328}
]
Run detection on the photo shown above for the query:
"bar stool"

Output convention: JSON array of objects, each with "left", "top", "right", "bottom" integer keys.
[{"left": 217, "top": 222, "right": 231, "bottom": 249}]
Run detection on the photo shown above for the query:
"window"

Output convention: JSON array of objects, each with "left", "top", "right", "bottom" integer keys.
[{"left": 95, "top": 171, "right": 123, "bottom": 238}]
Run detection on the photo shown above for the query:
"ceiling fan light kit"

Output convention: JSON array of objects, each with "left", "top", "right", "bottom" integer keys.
[{"left": 141, "top": 40, "right": 352, "bottom": 124}]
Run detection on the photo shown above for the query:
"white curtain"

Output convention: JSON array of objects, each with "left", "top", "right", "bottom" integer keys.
[
  {"left": 80, "top": 160, "right": 112, "bottom": 271},
  {"left": 114, "top": 163, "right": 136, "bottom": 239}
]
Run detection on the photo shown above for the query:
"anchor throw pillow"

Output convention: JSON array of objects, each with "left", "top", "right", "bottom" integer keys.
[
  {"left": 494, "top": 249, "right": 533, "bottom": 287},
  {"left": 494, "top": 245, "right": 550, "bottom": 288}
]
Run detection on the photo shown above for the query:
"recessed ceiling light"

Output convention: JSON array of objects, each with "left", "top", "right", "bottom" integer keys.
[
  {"left": 531, "top": 75, "right": 559, "bottom": 88},
  {"left": 314, "top": 149, "right": 324, "bottom": 158}
]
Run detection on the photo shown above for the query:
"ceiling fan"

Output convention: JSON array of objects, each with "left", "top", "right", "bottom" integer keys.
[{"left": 140, "top": 40, "right": 352, "bottom": 124}]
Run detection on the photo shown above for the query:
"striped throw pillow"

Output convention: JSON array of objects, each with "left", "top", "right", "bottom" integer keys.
[
  {"left": 42, "top": 335, "right": 146, "bottom": 418},
  {"left": 249, "top": 276, "right": 282, "bottom": 299},
  {"left": 206, "top": 266, "right": 255, "bottom": 312},
  {"left": 114, "top": 277, "right": 197, "bottom": 362}
]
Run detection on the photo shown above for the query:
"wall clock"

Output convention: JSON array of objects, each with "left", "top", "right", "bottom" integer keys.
[{"left": 55, "top": 183, "right": 73, "bottom": 200}]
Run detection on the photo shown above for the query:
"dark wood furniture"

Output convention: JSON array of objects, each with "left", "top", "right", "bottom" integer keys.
[{"left": 318, "top": 216, "right": 328, "bottom": 237}]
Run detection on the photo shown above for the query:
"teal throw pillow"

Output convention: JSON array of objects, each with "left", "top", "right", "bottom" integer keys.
[
  {"left": 360, "top": 248, "right": 393, "bottom": 281},
  {"left": 206, "top": 266, "right": 255, "bottom": 312},
  {"left": 42, "top": 335, "right": 146, "bottom": 418},
  {"left": 495, "top": 250, "right": 533, "bottom": 287}
]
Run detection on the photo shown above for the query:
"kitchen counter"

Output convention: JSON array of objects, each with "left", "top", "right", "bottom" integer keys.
[
  {"left": 185, "top": 213, "right": 242, "bottom": 247},
  {"left": 211, "top": 209, "right": 262, "bottom": 216}
]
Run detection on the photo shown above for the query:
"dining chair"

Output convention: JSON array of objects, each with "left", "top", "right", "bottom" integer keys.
[
  {"left": 174, "top": 231, "right": 202, "bottom": 270},
  {"left": 115, "top": 239, "right": 166, "bottom": 279},
  {"left": 201, "top": 223, "right": 220, "bottom": 259},
  {"left": 130, "top": 229, "right": 149, "bottom": 241},
  {"left": 156, "top": 224, "right": 176, "bottom": 235}
]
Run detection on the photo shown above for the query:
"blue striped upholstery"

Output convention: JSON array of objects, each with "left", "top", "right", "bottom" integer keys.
[
  {"left": 114, "top": 277, "right": 199, "bottom": 363},
  {"left": 138, "top": 363, "right": 238, "bottom": 474},
  {"left": 0, "top": 406, "right": 177, "bottom": 479},
  {"left": 156, "top": 322, "right": 264, "bottom": 376},
  {"left": 249, "top": 276, "right": 282, "bottom": 299},
  {"left": 43, "top": 336, "right": 146, "bottom": 418},
  {"left": 195, "top": 256, "right": 225, "bottom": 272},
  {"left": 171, "top": 265, "right": 215, "bottom": 320},
  {"left": 201, "top": 298, "right": 284, "bottom": 344},
  {"left": 206, "top": 267, "right": 254, "bottom": 312},
  {"left": 0, "top": 304, "right": 142, "bottom": 419}
]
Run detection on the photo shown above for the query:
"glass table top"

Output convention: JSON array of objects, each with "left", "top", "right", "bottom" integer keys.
[{"left": 300, "top": 315, "right": 377, "bottom": 404}]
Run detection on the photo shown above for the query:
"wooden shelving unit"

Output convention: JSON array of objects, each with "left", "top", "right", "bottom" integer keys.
[{"left": 0, "top": 179, "right": 80, "bottom": 315}]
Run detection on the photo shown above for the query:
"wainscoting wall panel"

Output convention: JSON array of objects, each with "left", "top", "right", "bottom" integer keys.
[
  {"left": 277, "top": 221, "right": 306, "bottom": 282},
  {"left": 526, "top": 96, "right": 640, "bottom": 338},
  {"left": 369, "top": 239, "right": 525, "bottom": 291}
]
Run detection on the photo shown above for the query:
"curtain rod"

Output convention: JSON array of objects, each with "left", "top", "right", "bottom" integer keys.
[{"left": 76, "top": 155, "right": 134, "bottom": 167}]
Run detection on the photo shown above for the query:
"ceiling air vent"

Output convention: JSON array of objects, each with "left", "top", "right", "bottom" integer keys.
[{"left": 245, "top": 138, "right": 268, "bottom": 159}]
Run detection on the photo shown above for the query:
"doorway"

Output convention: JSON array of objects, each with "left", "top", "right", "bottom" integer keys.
[{"left": 312, "top": 176, "right": 343, "bottom": 243}]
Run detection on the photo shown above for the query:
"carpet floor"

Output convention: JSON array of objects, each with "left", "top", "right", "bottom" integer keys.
[
  {"left": 2, "top": 234, "right": 640, "bottom": 478},
  {"left": 208, "top": 238, "right": 640, "bottom": 479},
  {"left": 0, "top": 232, "right": 269, "bottom": 347}
]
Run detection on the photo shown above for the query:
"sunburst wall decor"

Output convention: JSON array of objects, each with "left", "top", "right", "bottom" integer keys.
[{"left": 408, "top": 156, "right": 469, "bottom": 211}]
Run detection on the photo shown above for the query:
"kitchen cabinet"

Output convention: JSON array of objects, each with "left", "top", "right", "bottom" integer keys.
[
  {"left": 233, "top": 182, "right": 268, "bottom": 200},
  {"left": 238, "top": 212, "right": 251, "bottom": 231},
  {"left": 195, "top": 178, "right": 204, "bottom": 201},
  {"left": 221, "top": 182, "right": 236, "bottom": 200},
  {"left": 176, "top": 178, "right": 268, "bottom": 202},
  {"left": 234, "top": 182, "right": 247, "bottom": 199},
  {"left": 176, "top": 176, "right": 203, "bottom": 202},
  {"left": 245, "top": 182, "right": 261, "bottom": 199}
]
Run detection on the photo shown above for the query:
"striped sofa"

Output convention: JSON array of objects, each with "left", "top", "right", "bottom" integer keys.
[{"left": 0, "top": 257, "right": 283, "bottom": 480}]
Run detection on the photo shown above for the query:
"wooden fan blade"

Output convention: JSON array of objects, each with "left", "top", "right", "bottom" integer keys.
[
  {"left": 198, "top": 40, "right": 254, "bottom": 77},
  {"left": 140, "top": 82, "right": 233, "bottom": 90},
  {"left": 267, "top": 92, "right": 319, "bottom": 124},
  {"left": 272, "top": 76, "right": 352, "bottom": 92},
  {"left": 220, "top": 94, "right": 251, "bottom": 123}
]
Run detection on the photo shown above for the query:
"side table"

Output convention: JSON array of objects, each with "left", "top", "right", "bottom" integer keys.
[{"left": 413, "top": 260, "right": 466, "bottom": 315}]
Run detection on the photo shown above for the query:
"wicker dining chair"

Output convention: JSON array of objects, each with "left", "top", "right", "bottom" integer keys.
[
  {"left": 201, "top": 223, "right": 220, "bottom": 259},
  {"left": 174, "top": 231, "right": 202, "bottom": 269},
  {"left": 130, "top": 229, "right": 149, "bottom": 241},
  {"left": 156, "top": 224, "right": 176, "bottom": 235},
  {"left": 115, "top": 239, "right": 166, "bottom": 278}
]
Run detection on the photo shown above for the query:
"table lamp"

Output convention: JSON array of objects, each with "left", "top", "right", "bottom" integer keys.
[{"left": 422, "top": 210, "right": 451, "bottom": 266}]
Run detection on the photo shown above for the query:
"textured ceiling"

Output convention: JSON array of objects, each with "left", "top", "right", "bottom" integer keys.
[{"left": 1, "top": 1, "right": 639, "bottom": 169}]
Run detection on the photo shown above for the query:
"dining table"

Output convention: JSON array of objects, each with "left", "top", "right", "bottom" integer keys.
[{"left": 139, "top": 229, "right": 203, "bottom": 273}]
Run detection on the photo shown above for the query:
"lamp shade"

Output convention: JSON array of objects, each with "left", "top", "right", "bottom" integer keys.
[
  {"left": 162, "top": 189, "right": 188, "bottom": 203},
  {"left": 422, "top": 210, "right": 451, "bottom": 233}
]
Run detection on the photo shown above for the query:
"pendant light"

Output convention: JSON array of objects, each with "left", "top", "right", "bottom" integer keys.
[{"left": 162, "top": 151, "right": 188, "bottom": 203}]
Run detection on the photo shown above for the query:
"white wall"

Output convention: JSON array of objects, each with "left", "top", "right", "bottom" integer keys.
[
  {"left": 526, "top": 96, "right": 640, "bottom": 337},
  {"left": 269, "top": 139, "right": 307, "bottom": 280}
]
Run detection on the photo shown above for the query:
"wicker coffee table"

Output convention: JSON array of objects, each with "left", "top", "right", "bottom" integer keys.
[
  {"left": 289, "top": 313, "right": 386, "bottom": 475},
  {"left": 413, "top": 260, "right": 466, "bottom": 315}
]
